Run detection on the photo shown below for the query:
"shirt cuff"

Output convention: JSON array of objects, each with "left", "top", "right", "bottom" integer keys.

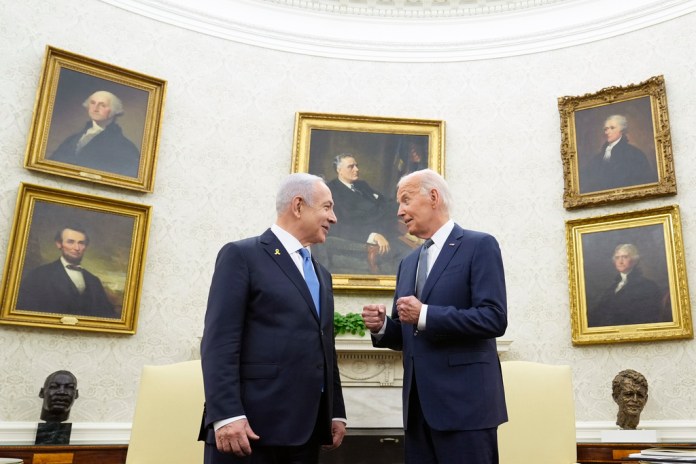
[
  {"left": 214, "top": 415, "right": 246, "bottom": 431},
  {"left": 417, "top": 304, "right": 428, "bottom": 330}
]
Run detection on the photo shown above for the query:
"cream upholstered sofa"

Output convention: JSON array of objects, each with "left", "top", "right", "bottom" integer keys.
[
  {"left": 498, "top": 361, "right": 578, "bottom": 464},
  {"left": 126, "top": 360, "right": 205, "bottom": 464}
]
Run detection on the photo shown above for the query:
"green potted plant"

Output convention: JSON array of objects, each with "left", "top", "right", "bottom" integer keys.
[{"left": 333, "top": 312, "right": 367, "bottom": 337}]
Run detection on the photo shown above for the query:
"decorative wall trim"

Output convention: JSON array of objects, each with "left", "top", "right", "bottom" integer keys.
[
  {"left": 0, "top": 422, "right": 131, "bottom": 445},
  {"left": 3, "top": 420, "right": 695, "bottom": 445},
  {"left": 98, "top": 0, "right": 696, "bottom": 62},
  {"left": 336, "top": 337, "right": 512, "bottom": 387}
]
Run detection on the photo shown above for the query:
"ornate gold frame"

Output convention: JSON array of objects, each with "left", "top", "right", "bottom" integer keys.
[
  {"left": 0, "top": 183, "right": 151, "bottom": 334},
  {"left": 292, "top": 112, "right": 445, "bottom": 291},
  {"left": 24, "top": 45, "right": 166, "bottom": 192},
  {"left": 558, "top": 75, "right": 676, "bottom": 209},
  {"left": 566, "top": 205, "right": 691, "bottom": 345}
]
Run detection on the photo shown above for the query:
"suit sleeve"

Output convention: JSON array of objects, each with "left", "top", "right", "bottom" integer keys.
[
  {"left": 426, "top": 234, "right": 508, "bottom": 338},
  {"left": 200, "top": 243, "right": 249, "bottom": 427}
]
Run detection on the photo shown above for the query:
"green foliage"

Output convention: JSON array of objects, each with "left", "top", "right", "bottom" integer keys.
[{"left": 333, "top": 312, "right": 367, "bottom": 337}]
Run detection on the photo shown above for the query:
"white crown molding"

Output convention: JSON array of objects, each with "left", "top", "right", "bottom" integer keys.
[{"left": 99, "top": 0, "right": 696, "bottom": 61}]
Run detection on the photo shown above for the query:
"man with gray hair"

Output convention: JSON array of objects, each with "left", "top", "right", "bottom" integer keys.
[
  {"left": 580, "top": 114, "right": 657, "bottom": 193},
  {"left": 587, "top": 243, "right": 668, "bottom": 327},
  {"left": 49, "top": 90, "right": 141, "bottom": 177},
  {"left": 199, "top": 173, "right": 346, "bottom": 463}
]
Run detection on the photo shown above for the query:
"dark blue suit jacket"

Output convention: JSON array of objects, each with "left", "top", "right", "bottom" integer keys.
[
  {"left": 374, "top": 224, "right": 508, "bottom": 431},
  {"left": 199, "top": 229, "right": 345, "bottom": 451}
]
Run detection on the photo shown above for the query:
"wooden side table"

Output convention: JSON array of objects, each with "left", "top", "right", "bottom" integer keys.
[
  {"left": 0, "top": 445, "right": 127, "bottom": 464},
  {"left": 577, "top": 442, "right": 696, "bottom": 463}
]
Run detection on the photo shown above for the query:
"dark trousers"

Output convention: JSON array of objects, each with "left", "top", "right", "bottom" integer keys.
[
  {"left": 405, "top": 377, "right": 499, "bottom": 464},
  {"left": 204, "top": 395, "right": 328, "bottom": 464},
  {"left": 204, "top": 440, "right": 320, "bottom": 464}
]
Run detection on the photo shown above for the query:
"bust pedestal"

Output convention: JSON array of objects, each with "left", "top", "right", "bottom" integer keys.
[
  {"left": 600, "top": 428, "right": 659, "bottom": 443},
  {"left": 35, "top": 422, "right": 72, "bottom": 445}
]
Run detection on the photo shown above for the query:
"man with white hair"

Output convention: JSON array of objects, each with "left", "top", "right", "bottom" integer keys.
[
  {"left": 587, "top": 243, "right": 668, "bottom": 327},
  {"left": 362, "top": 169, "right": 508, "bottom": 464},
  {"left": 49, "top": 90, "right": 141, "bottom": 177},
  {"left": 580, "top": 114, "right": 657, "bottom": 193}
]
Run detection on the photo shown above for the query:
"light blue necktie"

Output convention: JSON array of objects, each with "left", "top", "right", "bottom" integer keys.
[{"left": 298, "top": 248, "right": 320, "bottom": 316}]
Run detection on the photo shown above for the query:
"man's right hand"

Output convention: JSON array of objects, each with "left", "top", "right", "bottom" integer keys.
[
  {"left": 215, "top": 419, "right": 260, "bottom": 457},
  {"left": 362, "top": 304, "right": 386, "bottom": 332}
]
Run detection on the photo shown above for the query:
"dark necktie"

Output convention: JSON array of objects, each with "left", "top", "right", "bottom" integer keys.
[
  {"left": 415, "top": 239, "right": 434, "bottom": 299},
  {"left": 65, "top": 264, "right": 83, "bottom": 272},
  {"left": 299, "top": 248, "right": 320, "bottom": 316}
]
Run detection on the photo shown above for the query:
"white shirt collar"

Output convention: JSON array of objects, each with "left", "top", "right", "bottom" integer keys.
[
  {"left": 429, "top": 219, "right": 455, "bottom": 250},
  {"left": 271, "top": 223, "right": 306, "bottom": 255},
  {"left": 60, "top": 256, "right": 81, "bottom": 269}
]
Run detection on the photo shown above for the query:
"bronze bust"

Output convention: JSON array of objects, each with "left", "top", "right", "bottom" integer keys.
[
  {"left": 612, "top": 369, "right": 648, "bottom": 430},
  {"left": 39, "top": 370, "right": 79, "bottom": 423}
]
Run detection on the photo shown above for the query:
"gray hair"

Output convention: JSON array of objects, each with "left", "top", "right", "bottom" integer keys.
[
  {"left": 275, "top": 173, "right": 325, "bottom": 215},
  {"left": 605, "top": 114, "right": 628, "bottom": 132},
  {"left": 332, "top": 152, "right": 357, "bottom": 171},
  {"left": 613, "top": 243, "right": 640, "bottom": 261},
  {"left": 398, "top": 169, "right": 452, "bottom": 214},
  {"left": 83, "top": 90, "right": 124, "bottom": 116}
]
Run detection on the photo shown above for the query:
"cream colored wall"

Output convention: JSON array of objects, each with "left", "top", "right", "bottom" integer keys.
[{"left": 1, "top": 0, "right": 696, "bottom": 429}]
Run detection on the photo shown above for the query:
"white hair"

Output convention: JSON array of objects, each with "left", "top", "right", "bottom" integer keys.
[
  {"left": 398, "top": 169, "right": 452, "bottom": 214},
  {"left": 613, "top": 243, "right": 640, "bottom": 261},
  {"left": 83, "top": 90, "right": 124, "bottom": 116},
  {"left": 605, "top": 114, "right": 627, "bottom": 132}
]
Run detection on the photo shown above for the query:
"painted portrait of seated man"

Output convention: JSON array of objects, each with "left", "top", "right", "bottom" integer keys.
[{"left": 324, "top": 153, "right": 416, "bottom": 275}]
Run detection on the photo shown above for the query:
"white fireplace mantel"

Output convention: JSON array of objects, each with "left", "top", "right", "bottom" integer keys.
[{"left": 336, "top": 336, "right": 512, "bottom": 387}]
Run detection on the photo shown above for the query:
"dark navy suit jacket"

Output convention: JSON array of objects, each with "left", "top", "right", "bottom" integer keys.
[
  {"left": 374, "top": 224, "right": 508, "bottom": 431},
  {"left": 199, "top": 229, "right": 345, "bottom": 453}
]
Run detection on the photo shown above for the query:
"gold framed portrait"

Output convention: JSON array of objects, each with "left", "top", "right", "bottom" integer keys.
[
  {"left": 292, "top": 112, "right": 445, "bottom": 291},
  {"left": 566, "top": 205, "right": 691, "bottom": 345},
  {"left": 558, "top": 75, "right": 676, "bottom": 209},
  {"left": 24, "top": 45, "right": 167, "bottom": 193},
  {"left": 0, "top": 183, "right": 151, "bottom": 334}
]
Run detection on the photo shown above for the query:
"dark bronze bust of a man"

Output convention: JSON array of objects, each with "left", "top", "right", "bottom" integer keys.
[
  {"left": 612, "top": 369, "right": 648, "bottom": 430},
  {"left": 39, "top": 370, "right": 79, "bottom": 423}
]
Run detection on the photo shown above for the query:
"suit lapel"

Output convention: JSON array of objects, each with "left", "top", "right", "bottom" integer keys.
[
  {"left": 421, "top": 225, "right": 464, "bottom": 301},
  {"left": 260, "top": 229, "right": 320, "bottom": 321}
]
